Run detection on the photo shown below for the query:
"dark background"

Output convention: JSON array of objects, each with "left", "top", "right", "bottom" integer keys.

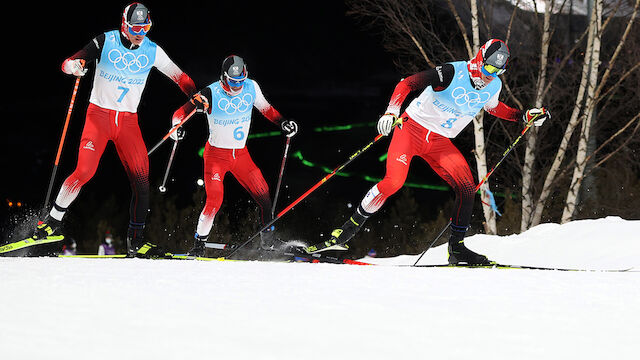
[{"left": 1, "top": 1, "right": 455, "bottom": 251}]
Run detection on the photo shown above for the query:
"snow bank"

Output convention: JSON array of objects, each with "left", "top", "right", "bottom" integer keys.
[
  {"left": 1, "top": 217, "right": 639, "bottom": 360},
  {"left": 365, "top": 216, "right": 640, "bottom": 269}
]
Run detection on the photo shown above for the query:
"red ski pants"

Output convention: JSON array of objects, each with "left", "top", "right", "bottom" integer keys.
[
  {"left": 361, "top": 115, "right": 476, "bottom": 229},
  {"left": 196, "top": 143, "right": 272, "bottom": 236},
  {"left": 54, "top": 103, "right": 149, "bottom": 234}
]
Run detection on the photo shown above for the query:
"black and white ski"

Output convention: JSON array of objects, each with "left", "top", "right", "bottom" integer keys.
[{"left": 413, "top": 263, "right": 633, "bottom": 272}]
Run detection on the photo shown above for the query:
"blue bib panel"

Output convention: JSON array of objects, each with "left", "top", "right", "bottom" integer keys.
[
  {"left": 89, "top": 30, "right": 157, "bottom": 112},
  {"left": 405, "top": 61, "right": 502, "bottom": 138},
  {"left": 206, "top": 80, "right": 257, "bottom": 149}
]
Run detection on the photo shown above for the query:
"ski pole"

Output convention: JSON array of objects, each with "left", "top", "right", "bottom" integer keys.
[
  {"left": 158, "top": 139, "right": 179, "bottom": 193},
  {"left": 271, "top": 136, "right": 292, "bottom": 218},
  {"left": 43, "top": 75, "right": 82, "bottom": 213},
  {"left": 475, "top": 113, "right": 539, "bottom": 191},
  {"left": 227, "top": 131, "right": 391, "bottom": 259},
  {"left": 412, "top": 219, "right": 452, "bottom": 266},
  {"left": 412, "top": 113, "right": 541, "bottom": 266},
  {"left": 147, "top": 108, "right": 197, "bottom": 156}
]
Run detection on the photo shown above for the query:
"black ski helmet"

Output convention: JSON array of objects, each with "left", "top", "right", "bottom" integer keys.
[
  {"left": 220, "top": 55, "right": 248, "bottom": 94},
  {"left": 482, "top": 40, "right": 510, "bottom": 73},
  {"left": 121, "top": 3, "right": 152, "bottom": 34}
]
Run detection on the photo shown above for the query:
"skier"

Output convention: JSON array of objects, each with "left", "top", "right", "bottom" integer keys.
[
  {"left": 33, "top": 3, "right": 197, "bottom": 258},
  {"left": 308, "top": 39, "right": 550, "bottom": 265},
  {"left": 169, "top": 55, "right": 298, "bottom": 257}
]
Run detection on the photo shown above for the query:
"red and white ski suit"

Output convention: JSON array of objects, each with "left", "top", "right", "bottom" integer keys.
[
  {"left": 51, "top": 31, "right": 196, "bottom": 240},
  {"left": 359, "top": 64, "right": 522, "bottom": 231},
  {"left": 171, "top": 79, "right": 285, "bottom": 237}
]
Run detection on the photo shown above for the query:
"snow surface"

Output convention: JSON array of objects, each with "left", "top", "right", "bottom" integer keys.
[{"left": 1, "top": 216, "right": 639, "bottom": 360}]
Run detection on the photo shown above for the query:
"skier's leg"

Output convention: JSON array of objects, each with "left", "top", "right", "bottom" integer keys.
[
  {"left": 231, "top": 148, "right": 273, "bottom": 224},
  {"left": 231, "top": 148, "right": 276, "bottom": 249},
  {"left": 37, "top": 105, "right": 109, "bottom": 239},
  {"left": 113, "top": 112, "right": 154, "bottom": 255},
  {"left": 317, "top": 119, "right": 418, "bottom": 251},
  {"left": 422, "top": 134, "right": 490, "bottom": 265},
  {"left": 188, "top": 145, "right": 231, "bottom": 256}
]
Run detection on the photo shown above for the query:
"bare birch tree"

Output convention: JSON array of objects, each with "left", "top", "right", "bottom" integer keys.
[
  {"left": 520, "top": 0, "right": 554, "bottom": 232},
  {"left": 469, "top": 0, "right": 498, "bottom": 234},
  {"left": 346, "top": 0, "right": 640, "bottom": 234},
  {"left": 529, "top": 0, "right": 640, "bottom": 226}
]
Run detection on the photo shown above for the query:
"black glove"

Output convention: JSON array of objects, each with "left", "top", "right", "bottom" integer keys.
[
  {"left": 280, "top": 119, "right": 298, "bottom": 138},
  {"left": 190, "top": 93, "right": 210, "bottom": 113},
  {"left": 169, "top": 126, "right": 186, "bottom": 141}
]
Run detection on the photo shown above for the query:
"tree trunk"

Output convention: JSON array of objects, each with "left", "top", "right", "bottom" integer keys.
[
  {"left": 529, "top": 4, "right": 597, "bottom": 227},
  {"left": 469, "top": 0, "right": 497, "bottom": 234},
  {"left": 520, "top": 0, "right": 552, "bottom": 232},
  {"left": 562, "top": 0, "right": 602, "bottom": 223}
]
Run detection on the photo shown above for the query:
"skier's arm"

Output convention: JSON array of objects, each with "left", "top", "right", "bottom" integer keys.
[
  {"left": 484, "top": 94, "right": 549, "bottom": 126},
  {"left": 171, "top": 87, "right": 212, "bottom": 127},
  {"left": 484, "top": 99, "right": 523, "bottom": 122},
  {"left": 385, "top": 64, "right": 455, "bottom": 116},
  {"left": 480, "top": 80, "right": 551, "bottom": 126},
  {"left": 253, "top": 80, "right": 284, "bottom": 125},
  {"left": 154, "top": 46, "right": 198, "bottom": 96},
  {"left": 61, "top": 34, "right": 105, "bottom": 76},
  {"left": 253, "top": 80, "right": 298, "bottom": 137}
]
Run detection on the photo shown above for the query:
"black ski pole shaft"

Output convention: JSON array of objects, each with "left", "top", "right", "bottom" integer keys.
[
  {"left": 412, "top": 220, "right": 451, "bottom": 266},
  {"left": 271, "top": 136, "right": 292, "bottom": 218},
  {"left": 158, "top": 140, "right": 179, "bottom": 193},
  {"left": 475, "top": 113, "right": 539, "bottom": 191},
  {"left": 226, "top": 132, "right": 389, "bottom": 259},
  {"left": 43, "top": 76, "right": 82, "bottom": 214}
]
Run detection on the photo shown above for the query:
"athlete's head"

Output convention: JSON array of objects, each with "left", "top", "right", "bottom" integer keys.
[
  {"left": 121, "top": 3, "right": 152, "bottom": 46},
  {"left": 220, "top": 55, "right": 248, "bottom": 96},
  {"left": 468, "top": 39, "right": 510, "bottom": 89}
]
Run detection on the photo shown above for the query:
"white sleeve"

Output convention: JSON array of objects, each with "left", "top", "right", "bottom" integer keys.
[
  {"left": 252, "top": 80, "right": 271, "bottom": 112},
  {"left": 251, "top": 80, "right": 284, "bottom": 124},
  {"left": 98, "top": 245, "right": 105, "bottom": 256},
  {"left": 154, "top": 45, "right": 185, "bottom": 82},
  {"left": 483, "top": 89, "right": 501, "bottom": 111}
]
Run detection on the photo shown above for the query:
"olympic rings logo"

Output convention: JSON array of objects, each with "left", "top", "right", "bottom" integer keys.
[
  {"left": 451, "top": 87, "right": 490, "bottom": 108},
  {"left": 107, "top": 49, "right": 150, "bottom": 73},
  {"left": 218, "top": 93, "right": 253, "bottom": 114}
]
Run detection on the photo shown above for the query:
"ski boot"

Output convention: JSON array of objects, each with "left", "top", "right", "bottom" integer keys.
[
  {"left": 259, "top": 225, "right": 278, "bottom": 250},
  {"left": 126, "top": 225, "right": 172, "bottom": 259},
  {"left": 187, "top": 234, "right": 207, "bottom": 257},
  {"left": 305, "top": 209, "right": 368, "bottom": 254},
  {"left": 32, "top": 216, "right": 65, "bottom": 242},
  {"left": 447, "top": 224, "right": 493, "bottom": 266}
]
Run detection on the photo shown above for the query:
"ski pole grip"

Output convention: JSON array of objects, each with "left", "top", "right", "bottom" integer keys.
[{"left": 392, "top": 115, "right": 403, "bottom": 129}]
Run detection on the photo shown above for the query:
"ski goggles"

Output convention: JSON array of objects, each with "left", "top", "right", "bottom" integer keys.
[
  {"left": 126, "top": 20, "right": 152, "bottom": 35},
  {"left": 225, "top": 73, "right": 247, "bottom": 87},
  {"left": 481, "top": 63, "right": 507, "bottom": 77}
]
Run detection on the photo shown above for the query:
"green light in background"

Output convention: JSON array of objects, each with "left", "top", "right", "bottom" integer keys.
[
  {"left": 195, "top": 132, "right": 516, "bottom": 199},
  {"left": 198, "top": 122, "right": 377, "bottom": 157},
  {"left": 313, "top": 122, "right": 376, "bottom": 133},
  {"left": 248, "top": 131, "right": 281, "bottom": 139}
]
